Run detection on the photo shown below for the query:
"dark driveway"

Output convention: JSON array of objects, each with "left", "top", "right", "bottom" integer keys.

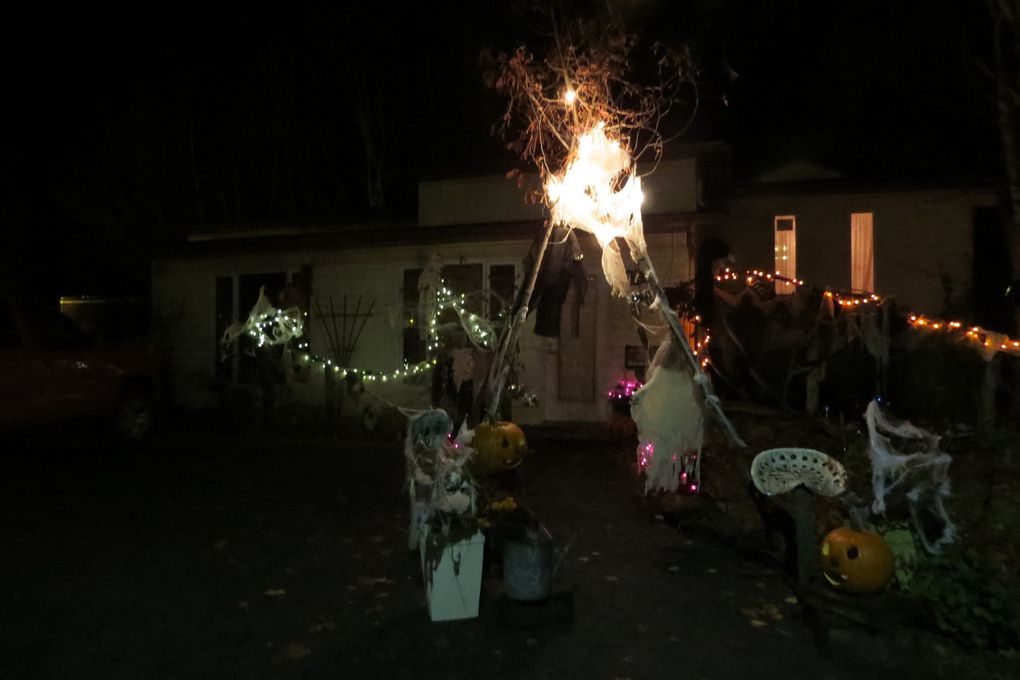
[{"left": 0, "top": 427, "right": 996, "bottom": 679}]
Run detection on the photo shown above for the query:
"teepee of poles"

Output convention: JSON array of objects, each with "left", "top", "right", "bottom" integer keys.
[{"left": 484, "top": 23, "right": 744, "bottom": 450}]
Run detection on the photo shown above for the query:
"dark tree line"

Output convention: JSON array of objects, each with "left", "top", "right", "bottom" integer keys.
[{"left": 0, "top": 1, "right": 1005, "bottom": 297}]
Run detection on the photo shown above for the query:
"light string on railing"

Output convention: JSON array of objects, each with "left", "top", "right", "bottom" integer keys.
[{"left": 714, "top": 268, "right": 1020, "bottom": 360}]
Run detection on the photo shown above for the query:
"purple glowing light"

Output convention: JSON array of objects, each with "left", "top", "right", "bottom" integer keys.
[
  {"left": 608, "top": 378, "right": 644, "bottom": 401},
  {"left": 638, "top": 442, "right": 654, "bottom": 470}
]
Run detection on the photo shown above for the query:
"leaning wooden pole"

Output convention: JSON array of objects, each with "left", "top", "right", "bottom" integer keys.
[
  {"left": 634, "top": 254, "right": 746, "bottom": 448},
  {"left": 483, "top": 219, "right": 557, "bottom": 422}
]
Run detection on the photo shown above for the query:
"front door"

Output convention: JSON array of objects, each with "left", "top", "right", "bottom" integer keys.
[{"left": 540, "top": 273, "right": 601, "bottom": 421}]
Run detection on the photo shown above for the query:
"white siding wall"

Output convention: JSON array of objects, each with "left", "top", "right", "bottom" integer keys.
[
  {"left": 152, "top": 259, "right": 220, "bottom": 407},
  {"left": 153, "top": 231, "right": 691, "bottom": 422},
  {"left": 154, "top": 241, "right": 536, "bottom": 408}
]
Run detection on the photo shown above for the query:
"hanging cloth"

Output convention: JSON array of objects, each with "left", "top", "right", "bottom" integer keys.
[{"left": 523, "top": 226, "right": 589, "bottom": 337}]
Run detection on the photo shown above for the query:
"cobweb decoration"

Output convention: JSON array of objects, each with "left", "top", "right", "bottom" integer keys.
[
  {"left": 416, "top": 258, "right": 496, "bottom": 351},
  {"left": 865, "top": 399, "right": 956, "bottom": 553},
  {"left": 221, "top": 285, "right": 304, "bottom": 355},
  {"left": 751, "top": 448, "right": 847, "bottom": 497},
  {"left": 631, "top": 340, "right": 704, "bottom": 493},
  {"left": 403, "top": 409, "right": 477, "bottom": 550},
  {"left": 546, "top": 123, "right": 646, "bottom": 297}
]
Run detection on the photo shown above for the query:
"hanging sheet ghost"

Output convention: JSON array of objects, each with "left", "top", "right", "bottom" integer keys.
[
  {"left": 631, "top": 340, "right": 705, "bottom": 493},
  {"left": 546, "top": 123, "right": 646, "bottom": 297},
  {"left": 221, "top": 285, "right": 304, "bottom": 357}
]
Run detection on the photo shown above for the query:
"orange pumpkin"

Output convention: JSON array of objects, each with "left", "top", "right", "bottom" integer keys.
[
  {"left": 820, "top": 527, "right": 894, "bottom": 594},
  {"left": 472, "top": 421, "right": 527, "bottom": 473}
]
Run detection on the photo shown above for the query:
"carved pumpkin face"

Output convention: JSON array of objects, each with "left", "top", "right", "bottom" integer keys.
[
  {"left": 472, "top": 421, "right": 527, "bottom": 473},
  {"left": 820, "top": 527, "right": 894, "bottom": 594}
]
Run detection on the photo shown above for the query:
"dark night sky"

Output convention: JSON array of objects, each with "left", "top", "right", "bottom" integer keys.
[{"left": 0, "top": 1, "right": 1000, "bottom": 295}]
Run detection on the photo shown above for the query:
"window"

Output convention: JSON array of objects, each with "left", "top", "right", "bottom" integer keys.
[
  {"left": 215, "top": 276, "right": 234, "bottom": 382},
  {"left": 774, "top": 216, "right": 796, "bottom": 294},
  {"left": 488, "top": 264, "right": 517, "bottom": 320},
  {"left": 402, "top": 262, "right": 516, "bottom": 362},
  {"left": 237, "top": 272, "right": 287, "bottom": 384},
  {"left": 850, "top": 212, "right": 874, "bottom": 292}
]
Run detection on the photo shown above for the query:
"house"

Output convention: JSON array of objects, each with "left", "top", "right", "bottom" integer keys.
[
  {"left": 152, "top": 154, "right": 713, "bottom": 425},
  {"left": 152, "top": 151, "right": 1002, "bottom": 426},
  {"left": 714, "top": 160, "right": 1000, "bottom": 320}
]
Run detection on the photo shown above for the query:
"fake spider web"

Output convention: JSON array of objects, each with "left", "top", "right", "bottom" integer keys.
[
  {"left": 864, "top": 399, "right": 956, "bottom": 554},
  {"left": 403, "top": 410, "right": 478, "bottom": 551},
  {"left": 221, "top": 285, "right": 304, "bottom": 355}
]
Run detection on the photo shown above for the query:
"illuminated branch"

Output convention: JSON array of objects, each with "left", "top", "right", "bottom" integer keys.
[
  {"left": 489, "top": 19, "right": 698, "bottom": 184},
  {"left": 487, "top": 14, "right": 744, "bottom": 448}
]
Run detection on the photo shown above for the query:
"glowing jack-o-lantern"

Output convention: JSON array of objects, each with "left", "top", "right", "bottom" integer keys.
[
  {"left": 472, "top": 421, "right": 527, "bottom": 474},
  {"left": 820, "top": 527, "right": 894, "bottom": 594}
]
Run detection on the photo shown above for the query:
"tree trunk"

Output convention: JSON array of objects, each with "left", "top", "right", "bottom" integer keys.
[
  {"left": 188, "top": 116, "right": 205, "bottom": 224},
  {"left": 979, "top": 353, "right": 1001, "bottom": 439},
  {"left": 991, "top": 0, "right": 1020, "bottom": 332}
]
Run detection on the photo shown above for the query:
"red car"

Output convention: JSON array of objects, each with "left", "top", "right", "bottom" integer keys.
[{"left": 0, "top": 297, "right": 158, "bottom": 440}]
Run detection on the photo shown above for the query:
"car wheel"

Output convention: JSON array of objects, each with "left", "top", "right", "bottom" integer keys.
[{"left": 115, "top": 391, "right": 154, "bottom": 441}]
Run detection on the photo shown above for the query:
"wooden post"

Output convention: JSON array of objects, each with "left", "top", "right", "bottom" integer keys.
[
  {"left": 793, "top": 486, "right": 818, "bottom": 585},
  {"left": 635, "top": 255, "right": 746, "bottom": 448},
  {"left": 484, "top": 219, "right": 557, "bottom": 422}
]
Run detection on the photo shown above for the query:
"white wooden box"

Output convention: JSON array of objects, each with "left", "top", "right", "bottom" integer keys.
[{"left": 420, "top": 530, "right": 485, "bottom": 622}]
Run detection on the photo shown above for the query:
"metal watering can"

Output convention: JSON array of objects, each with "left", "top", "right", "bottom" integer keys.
[{"left": 501, "top": 524, "right": 572, "bottom": 602}]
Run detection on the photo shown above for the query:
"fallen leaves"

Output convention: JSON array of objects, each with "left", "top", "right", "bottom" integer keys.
[
  {"left": 308, "top": 621, "right": 337, "bottom": 634},
  {"left": 280, "top": 642, "right": 311, "bottom": 660},
  {"left": 740, "top": 602, "right": 785, "bottom": 628}
]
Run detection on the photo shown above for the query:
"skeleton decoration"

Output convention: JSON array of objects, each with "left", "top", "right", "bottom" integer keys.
[
  {"left": 751, "top": 448, "right": 847, "bottom": 497},
  {"left": 221, "top": 285, "right": 304, "bottom": 356},
  {"left": 864, "top": 399, "right": 956, "bottom": 553},
  {"left": 631, "top": 340, "right": 705, "bottom": 493},
  {"left": 404, "top": 409, "right": 477, "bottom": 550}
]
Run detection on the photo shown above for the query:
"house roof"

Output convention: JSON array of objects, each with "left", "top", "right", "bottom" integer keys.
[
  {"left": 732, "top": 174, "right": 997, "bottom": 200},
  {"left": 735, "top": 155, "right": 996, "bottom": 198},
  {"left": 162, "top": 211, "right": 721, "bottom": 260},
  {"left": 753, "top": 159, "right": 845, "bottom": 183}
]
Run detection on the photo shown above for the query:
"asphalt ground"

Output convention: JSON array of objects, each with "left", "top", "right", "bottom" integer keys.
[{"left": 0, "top": 428, "right": 1003, "bottom": 679}]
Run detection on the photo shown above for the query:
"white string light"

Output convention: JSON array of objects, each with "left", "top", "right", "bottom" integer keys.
[{"left": 287, "top": 279, "right": 495, "bottom": 383}]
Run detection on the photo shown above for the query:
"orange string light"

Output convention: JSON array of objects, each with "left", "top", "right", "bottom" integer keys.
[{"left": 716, "top": 269, "right": 1020, "bottom": 359}]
